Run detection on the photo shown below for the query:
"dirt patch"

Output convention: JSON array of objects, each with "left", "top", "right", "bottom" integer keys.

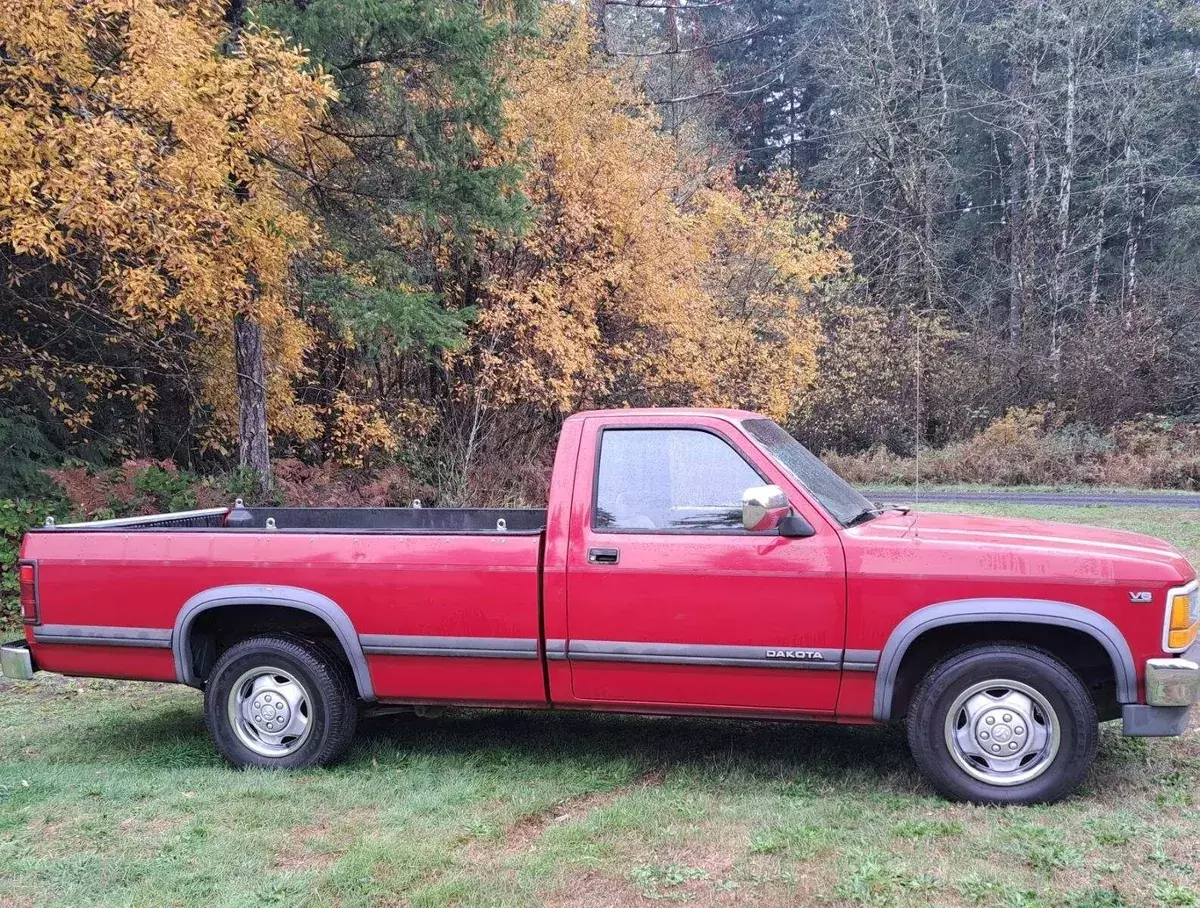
[
  {"left": 535, "top": 811, "right": 835, "bottom": 906},
  {"left": 499, "top": 768, "right": 665, "bottom": 858},
  {"left": 23, "top": 814, "right": 180, "bottom": 852},
  {"left": 271, "top": 806, "right": 380, "bottom": 873},
  {"left": 116, "top": 816, "right": 180, "bottom": 838},
  {"left": 24, "top": 817, "right": 68, "bottom": 842},
  {"left": 273, "top": 848, "right": 340, "bottom": 873},
  {"left": 538, "top": 871, "right": 652, "bottom": 908},
  {"left": 0, "top": 676, "right": 76, "bottom": 702},
  {"left": 0, "top": 674, "right": 177, "bottom": 703}
]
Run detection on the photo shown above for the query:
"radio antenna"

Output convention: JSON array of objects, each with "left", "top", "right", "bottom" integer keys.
[{"left": 914, "top": 314, "right": 921, "bottom": 530}]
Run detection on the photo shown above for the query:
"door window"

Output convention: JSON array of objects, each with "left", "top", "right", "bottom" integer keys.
[{"left": 593, "top": 429, "right": 764, "bottom": 532}]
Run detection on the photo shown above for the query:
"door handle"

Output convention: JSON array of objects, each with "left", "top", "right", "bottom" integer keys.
[{"left": 588, "top": 547, "right": 620, "bottom": 565}]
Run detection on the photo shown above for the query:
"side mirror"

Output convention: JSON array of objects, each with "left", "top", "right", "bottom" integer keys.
[{"left": 742, "top": 484, "right": 790, "bottom": 532}]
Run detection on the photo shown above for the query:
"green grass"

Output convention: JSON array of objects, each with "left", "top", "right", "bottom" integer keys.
[
  {"left": 2, "top": 503, "right": 1199, "bottom": 907},
  {"left": 859, "top": 484, "right": 1200, "bottom": 496}
]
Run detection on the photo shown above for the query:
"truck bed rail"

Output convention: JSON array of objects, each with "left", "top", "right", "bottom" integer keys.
[
  {"left": 50, "top": 508, "right": 230, "bottom": 530},
  {"left": 39, "top": 505, "right": 546, "bottom": 535},
  {"left": 238, "top": 507, "right": 546, "bottom": 534}
]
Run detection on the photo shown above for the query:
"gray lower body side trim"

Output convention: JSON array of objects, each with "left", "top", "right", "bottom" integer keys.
[
  {"left": 568, "top": 640, "right": 848, "bottom": 670},
  {"left": 843, "top": 648, "right": 881, "bottom": 672},
  {"left": 360, "top": 635, "right": 539, "bottom": 660},
  {"left": 358, "top": 636, "right": 879, "bottom": 672},
  {"left": 33, "top": 624, "right": 172, "bottom": 649}
]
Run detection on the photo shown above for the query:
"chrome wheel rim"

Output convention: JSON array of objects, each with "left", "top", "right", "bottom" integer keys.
[
  {"left": 943, "top": 679, "right": 1060, "bottom": 787},
  {"left": 227, "top": 666, "right": 313, "bottom": 758}
]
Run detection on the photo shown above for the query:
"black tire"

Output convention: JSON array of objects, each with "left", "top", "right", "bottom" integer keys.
[
  {"left": 204, "top": 635, "right": 357, "bottom": 769},
  {"left": 906, "top": 644, "right": 1098, "bottom": 805}
]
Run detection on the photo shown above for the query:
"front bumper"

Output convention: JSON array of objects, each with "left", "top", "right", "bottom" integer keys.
[
  {"left": 0, "top": 640, "right": 36, "bottom": 681},
  {"left": 1122, "top": 641, "right": 1198, "bottom": 736}
]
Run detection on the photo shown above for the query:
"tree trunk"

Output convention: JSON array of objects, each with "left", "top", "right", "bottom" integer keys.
[
  {"left": 1005, "top": 56, "right": 1034, "bottom": 347},
  {"left": 133, "top": 365, "right": 148, "bottom": 457},
  {"left": 224, "top": 0, "right": 271, "bottom": 495},
  {"left": 1049, "top": 41, "right": 1077, "bottom": 391},
  {"left": 235, "top": 313, "right": 271, "bottom": 493},
  {"left": 590, "top": 0, "right": 607, "bottom": 50},
  {"left": 665, "top": 0, "right": 680, "bottom": 52},
  {"left": 1007, "top": 154, "right": 1024, "bottom": 345}
]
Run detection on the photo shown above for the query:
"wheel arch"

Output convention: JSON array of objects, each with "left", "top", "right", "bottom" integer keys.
[
  {"left": 874, "top": 599, "right": 1136, "bottom": 721},
  {"left": 174, "top": 584, "right": 375, "bottom": 700}
]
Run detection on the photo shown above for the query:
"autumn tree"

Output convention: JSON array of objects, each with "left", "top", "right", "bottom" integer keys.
[
  {"left": 0, "top": 0, "right": 329, "bottom": 473},
  {"left": 407, "top": 7, "right": 850, "bottom": 498}
]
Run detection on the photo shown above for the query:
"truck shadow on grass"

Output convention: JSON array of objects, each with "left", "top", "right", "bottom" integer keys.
[
  {"left": 355, "top": 709, "right": 927, "bottom": 794},
  {"left": 25, "top": 687, "right": 1160, "bottom": 800},
  {"left": 60, "top": 696, "right": 923, "bottom": 792},
  {"left": 346, "top": 710, "right": 1171, "bottom": 804}
]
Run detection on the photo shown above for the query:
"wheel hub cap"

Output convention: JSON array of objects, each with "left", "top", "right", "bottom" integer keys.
[
  {"left": 227, "top": 667, "right": 312, "bottom": 758},
  {"left": 944, "top": 679, "right": 1060, "bottom": 787}
]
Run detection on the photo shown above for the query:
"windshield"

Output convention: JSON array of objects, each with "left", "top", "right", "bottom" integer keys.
[{"left": 741, "top": 419, "right": 875, "bottom": 526}]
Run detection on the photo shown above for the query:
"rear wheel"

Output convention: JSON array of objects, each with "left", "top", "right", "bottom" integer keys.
[
  {"left": 907, "top": 645, "right": 1098, "bottom": 804},
  {"left": 204, "top": 635, "right": 357, "bottom": 769}
]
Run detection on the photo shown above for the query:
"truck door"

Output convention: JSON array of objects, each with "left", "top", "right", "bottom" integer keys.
[{"left": 563, "top": 416, "right": 847, "bottom": 713}]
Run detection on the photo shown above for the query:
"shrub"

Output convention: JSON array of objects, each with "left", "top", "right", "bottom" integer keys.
[
  {"left": 0, "top": 413, "right": 59, "bottom": 498},
  {"left": 46, "top": 460, "right": 216, "bottom": 520},
  {"left": 0, "top": 495, "right": 67, "bottom": 628},
  {"left": 271, "top": 458, "right": 435, "bottom": 507},
  {"left": 825, "top": 409, "right": 1200, "bottom": 489}
]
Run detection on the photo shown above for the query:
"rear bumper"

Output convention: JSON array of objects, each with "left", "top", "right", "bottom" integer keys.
[
  {"left": 1122, "top": 642, "right": 1198, "bottom": 736},
  {"left": 0, "top": 640, "right": 36, "bottom": 681}
]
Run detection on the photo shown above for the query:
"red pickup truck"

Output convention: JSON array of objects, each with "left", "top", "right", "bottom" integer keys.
[{"left": 4, "top": 409, "right": 1198, "bottom": 804}]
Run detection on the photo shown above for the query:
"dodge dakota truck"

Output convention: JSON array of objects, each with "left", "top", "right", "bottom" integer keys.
[{"left": 4, "top": 408, "right": 1198, "bottom": 804}]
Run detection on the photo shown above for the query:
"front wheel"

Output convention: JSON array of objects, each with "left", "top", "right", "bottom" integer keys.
[
  {"left": 204, "top": 635, "right": 358, "bottom": 769},
  {"left": 907, "top": 645, "right": 1098, "bottom": 805}
]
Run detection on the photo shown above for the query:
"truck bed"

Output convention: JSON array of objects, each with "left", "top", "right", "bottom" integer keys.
[{"left": 22, "top": 503, "right": 550, "bottom": 703}]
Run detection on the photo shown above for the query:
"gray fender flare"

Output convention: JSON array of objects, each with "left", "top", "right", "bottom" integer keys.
[
  {"left": 173, "top": 584, "right": 375, "bottom": 701},
  {"left": 873, "top": 598, "right": 1136, "bottom": 721}
]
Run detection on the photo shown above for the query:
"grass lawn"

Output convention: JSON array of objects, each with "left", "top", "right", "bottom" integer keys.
[{"left": 2, "top": 502, "right": 1198, "bottom": 908}]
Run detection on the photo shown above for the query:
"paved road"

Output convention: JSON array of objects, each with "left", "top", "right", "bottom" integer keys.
[{"left": 860, "top": 488, "right": 1200, "bottom": 508}]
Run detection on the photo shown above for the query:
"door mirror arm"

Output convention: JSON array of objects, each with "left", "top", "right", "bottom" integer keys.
[{"left": 777, "top": 514, "right": 816, "bottom": 538}]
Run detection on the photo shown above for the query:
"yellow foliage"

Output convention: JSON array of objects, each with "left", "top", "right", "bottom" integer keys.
[
  {"left": 446, "top": 7, "right": 850, "bottom": 423},
  {"left": 0, "top": 0, "right": 332, "bottom": 443},
  {"left": 316, "top": 392, "right": 399, "bottom": 469}
]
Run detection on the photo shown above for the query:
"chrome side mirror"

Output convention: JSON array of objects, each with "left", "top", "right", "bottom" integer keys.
[{"left": 742, "top": 484, "right": 790, "bottom": 532}]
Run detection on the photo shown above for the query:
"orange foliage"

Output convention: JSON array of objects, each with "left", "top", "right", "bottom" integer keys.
[
  {"left": 446, "top": 7, "right": 850, "bottom": 423},
  {"left": 0, "top": 0, "right": 332, "bottom": 447}
]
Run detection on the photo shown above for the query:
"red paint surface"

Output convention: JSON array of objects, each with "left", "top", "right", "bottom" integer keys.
[
  {"left": 32, "top": 644, "right": 177, "bottom": 682},
  {"left": 20, "top": 408, "right": 1195, "bottom": 720}
]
